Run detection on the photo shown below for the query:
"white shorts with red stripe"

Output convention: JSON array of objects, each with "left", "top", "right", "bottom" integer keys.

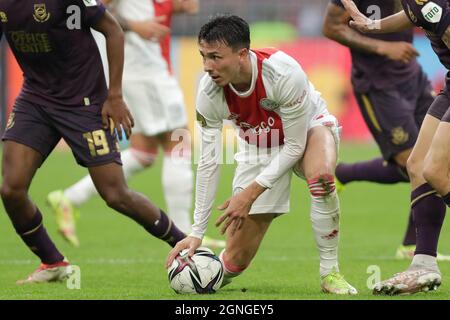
[{"left": 233, "top": 112, "right": 340, "bottom": 215}]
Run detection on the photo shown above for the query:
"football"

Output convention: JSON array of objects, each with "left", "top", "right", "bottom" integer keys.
[{"left": 168, "top": 247, "right": 224, "bottom": 294}]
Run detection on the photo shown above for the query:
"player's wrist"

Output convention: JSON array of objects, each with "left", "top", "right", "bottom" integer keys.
[
  {"left": 188, "top": 232, "right": 204, "bottom": 240},
  {"left": 107, "top": 90, "right": 123, "bottom": 100}
]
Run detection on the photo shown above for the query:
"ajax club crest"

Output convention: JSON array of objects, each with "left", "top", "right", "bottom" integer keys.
[
  {"left": 259, "top": 98, "right": 280, "bottom": 112},
  {"left": 33, "top": 4, "right": 51, "bottom": 23}
]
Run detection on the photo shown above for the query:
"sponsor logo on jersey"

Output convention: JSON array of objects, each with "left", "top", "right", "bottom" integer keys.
[
  {"left": 33, "top": 4, "right": 50, "bottom": 23},
  {"left": 83, "top": 0, "right": 98, "bottom": 7},
  {"left": 0, "top": 11, "right": 7, "bottom": 23},
  {"left": 259, "top": 98, "right": 280, "bottom": 112},
  {"left": 391, "top": 127, "right": 409, "bottom": 145},
  {"left": 421, "top": 2, "right": 442, "bottom": 23}
]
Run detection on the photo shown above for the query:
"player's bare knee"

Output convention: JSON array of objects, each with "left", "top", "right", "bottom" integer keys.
[
  {"left": 220, "top": 249, "right": 250, "bottom": 273},
  {"left": 406, "top": 156, "right": 423, "bottom": 182},
  {"left": 307, "top": 173, "right": 336, "bottom": 197},
  {"left": 100, "top": 186, "right": 131, "bottom": 210},
  {"left": 0, "top": 183, "right": 27, "bottom": 203}
]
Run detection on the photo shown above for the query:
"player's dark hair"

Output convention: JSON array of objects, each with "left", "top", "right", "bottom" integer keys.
[{"left": 198, "top": 14, "right": 250, "bottom": 51}]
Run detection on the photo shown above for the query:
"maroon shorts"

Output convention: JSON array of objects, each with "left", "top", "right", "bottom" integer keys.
[
  {"left": 428, "top": 72, "right": 450, "bottom": 123},
  {"left": 2, "top": 101, "right": 121, "bottom": 167},
  {"left": 354, "top": 69, "right": 434, "bottom": 161}
]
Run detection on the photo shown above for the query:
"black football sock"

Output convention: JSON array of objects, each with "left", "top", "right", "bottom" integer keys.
[
  {"left": 411, "top": 183, "right": 446, "bottom": 257},
  {"left": 402, "top": 210, "right": 416, "bottom": 246},
  {"left": 14, "top": 209, "right": 64, "bottom": 265},
  {"left": 144, "top": 209, "right": 186, "bottom": 247},
  {"left": 336, "top": 158, "right": 409, "bottom": 184}
]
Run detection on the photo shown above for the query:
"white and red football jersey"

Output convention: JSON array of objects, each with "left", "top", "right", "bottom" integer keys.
[
  {"left": 191, "top": 48, "right": 328, "bottom": 239},
  {"left": 115, "top": 0, "right": 173, "bottom": 79}
]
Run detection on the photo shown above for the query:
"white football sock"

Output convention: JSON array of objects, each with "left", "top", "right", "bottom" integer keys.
[
  {"left": 64, "top": 148, "right": 150, "bottom": 206},
  {"left": 162, "top": 154, "right": 193, "bottom": 234},
  {"left": 310, "top": 190, "right": 340, "bottom": 278},
  {"left": 411, "top": 254, "right": 439, "bottom": 271}
]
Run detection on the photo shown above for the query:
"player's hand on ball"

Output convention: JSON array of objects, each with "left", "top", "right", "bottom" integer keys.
[
  {"left": 166, "top": 236, "right": 202, "bottom": 268},
  {"left": 341, "top": 0, "right": 377, "bottom": 33},
  {"left": 102, "top": 94, "right": 135, "bottom": 140}
]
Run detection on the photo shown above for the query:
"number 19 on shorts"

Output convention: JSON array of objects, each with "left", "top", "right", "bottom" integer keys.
[{"left": 82, "top": 130, "right": 110, "bottom": 157}]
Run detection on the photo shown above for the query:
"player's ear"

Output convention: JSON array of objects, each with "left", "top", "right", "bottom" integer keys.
[{"left": 238, "top": 47, "right": 249, "bottom": 60}]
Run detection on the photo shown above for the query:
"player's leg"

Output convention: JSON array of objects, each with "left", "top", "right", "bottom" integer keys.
[
  {"left": 396, "top": 71, "right": 437, "bottom": 257},
  {"left": 159, "top": 128, "right": 225, "bottom": 248},
  {"left": 59, "top": 133, "right": 158, "bottom": 207},
  {"left": 47, "top": 78, "right": 160, "bottom": 246},
  {"left": 336, "top": 90, "right": 413, "bottom": 185},
  {"left": 89, "top": 162, "right": 185, "bottom": 246},
  {"left": 1, "top": 105, "right": 70, "bottom": 283},
  {"left": 296, "top": 119, "right": 356, "bottom": 294},
  {"left": 159, "top": 129, "right": 194, "bottom": 235},
  {"left": 373, "top": 94, "right": 448, "bottom": 295},
  {"left": 219, "top": 214, "right": 274, "bottom": 286}
]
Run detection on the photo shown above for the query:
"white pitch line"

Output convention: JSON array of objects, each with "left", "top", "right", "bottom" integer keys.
[{"left": 0, "top": 255, "right": 398, "bottom": 266}]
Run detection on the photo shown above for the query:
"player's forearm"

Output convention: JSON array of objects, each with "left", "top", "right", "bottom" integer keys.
[
  {"left": 323, "top": 3, "right": 392, "bottom": 55},
  {"left": 324, "top": 23, "right": 388, "bottom": 55},
  {"left": 191, "top": 126, "right": 222, "bottom": 239},
  {"left": 377, "top": 10, "right": 414, "bottom": 33}
]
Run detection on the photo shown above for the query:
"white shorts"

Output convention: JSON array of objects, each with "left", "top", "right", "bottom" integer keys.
[
  {"left": 122, "top": 76, "right": 188, "bottom": 136},
  {"left": 233, "top": 112, "right": 340, "bottom": 215}
]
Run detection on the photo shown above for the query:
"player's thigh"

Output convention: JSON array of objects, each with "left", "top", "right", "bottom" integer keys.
[
  {"left": 225, "top": 213, "right": 274, "bottom": 263},
  {"left": 47, "top": 104, "right": 121, "bottom": 167},
  {"left": 407, "top": 91, "right": 449, "bottom": 172},
  {"left": 2, "top": 103, "right": 60, "bottom": 189},
  {"left": 297, "top": 125, "right": 337, "bottom": 179},
  {"left": 415, "top": 71, "right": 436, "bottom": 128},
  {"left": 355, "top": 90, "right": 418, "bottom": 161},
  {"left": 424, "top": 108, "right": 450, "bottom": 175},
  {"left": 407, "top": 115, "right": 441, "bottom": 187}
]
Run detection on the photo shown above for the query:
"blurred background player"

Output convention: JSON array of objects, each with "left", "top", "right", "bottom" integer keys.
[
  {"left": 323, "top": 0, "right": 450, "bottom": 260},
  {"left": 342, "top": 0, "right": 450, "bottom": 294},
  {"left": 47, "top": 0, "right": 225, "bottom": 249},
  {"left": 0, "top": 0, "right": 185, "bottom": 284},
  {"left": 167, "top": 15, "right": 357, "bottom": 295}
]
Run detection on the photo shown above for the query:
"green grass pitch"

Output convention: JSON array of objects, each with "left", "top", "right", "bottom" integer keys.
[{"left": 0, "top": 143, "right": 449, "bottom": 300}]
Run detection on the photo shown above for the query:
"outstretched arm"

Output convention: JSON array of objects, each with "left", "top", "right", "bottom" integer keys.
[
  {"left": 323, "top": 3, "right": 418, "bottom": 63},
  {"left": 342, "top": 0, "right": 414, "bottom": 33}
]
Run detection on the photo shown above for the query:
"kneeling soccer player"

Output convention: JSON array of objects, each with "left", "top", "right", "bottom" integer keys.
[{"left": 167, "top": 14, "right": 357, "bottom": 295}]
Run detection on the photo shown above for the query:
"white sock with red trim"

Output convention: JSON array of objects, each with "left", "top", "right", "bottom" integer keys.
[{"left": 308, "top": 175, "right": 340, "bottom": 277}]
